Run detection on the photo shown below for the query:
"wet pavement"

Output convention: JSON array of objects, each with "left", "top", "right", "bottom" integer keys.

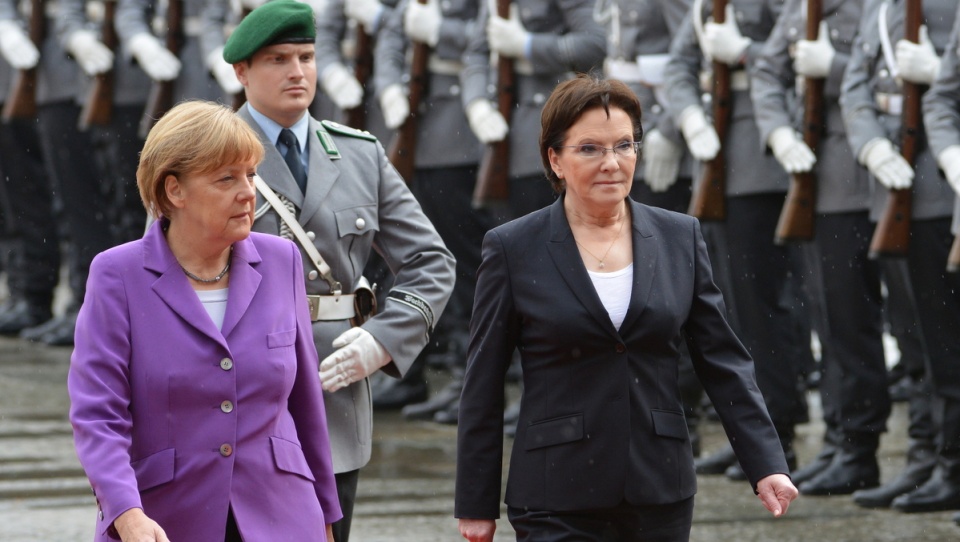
[{"left": 2, "top": 335, "right": 959, "bottom": 541}]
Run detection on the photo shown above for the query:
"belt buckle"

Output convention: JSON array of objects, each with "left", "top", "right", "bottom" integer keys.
[{"left": 307, "top": 296, "right": 320, "bottom": 321}]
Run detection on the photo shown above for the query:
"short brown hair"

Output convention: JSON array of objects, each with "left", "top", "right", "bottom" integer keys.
[
  {"left": 137, "top": 100, "right": 265, "bottom": 219},
  {"left": 539, "top": 73, "right": 643, "bottom": 192}
]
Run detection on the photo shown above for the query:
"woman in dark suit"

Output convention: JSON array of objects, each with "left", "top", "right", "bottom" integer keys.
[
  {"left": 455, "top": 74, "right": 798, "bottom": 542},
  {"left": 68, "top": 101, "right": 340, "bottom": 541}
]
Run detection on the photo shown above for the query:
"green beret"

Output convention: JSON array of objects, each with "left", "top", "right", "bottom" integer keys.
[{"left": 223, "top": 0, "right": 316, "bottom": 64}]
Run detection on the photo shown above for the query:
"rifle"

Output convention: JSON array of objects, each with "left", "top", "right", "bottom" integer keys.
[
  {"left": 343, "top": 23, "right": 373, "bottom": 129},
  {"left": 386, "top": 0, "right": 430, "bottom": 184},
  {"left": 687, "top": 0, "right": 730, "bottom": 221},
  {"left": 774, "top": 0, "right": 823, "bottom": 244},
  {"left": 78, "top": 0, "right": 118, "bottom": 130},
  {"left": 948, "top": 233, "right": 960, "bottom": 272},
  {"left": 2, "top": 0, "right": 46, "bottom": 121},
  {"left": 868, "top": 0, "right": 921, "bottom": 258},
  {"left": 138, "top": 0, "right": 184, "bottom": 139},
  {"left": 471, "top": 0, "right": 514, "bottom": 208}
]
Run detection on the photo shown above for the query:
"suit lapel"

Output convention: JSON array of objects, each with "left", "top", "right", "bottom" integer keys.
[
  {"left": 299, "top": 117, "right": 341, "bottom": 224},
  {"left": 618, "top": 200, "right": 658, "bottom": 333},
  {"left": 220, "top": 235, "right": 263, "bottom": 339}
]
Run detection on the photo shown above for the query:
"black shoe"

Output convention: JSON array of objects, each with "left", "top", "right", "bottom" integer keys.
[
  {"left": 695, "top": 446, "right": 736, "bottom": 475},
  {"left": 402, "top": 380, "right": 462, "bottom": 421},
  {"left": 371, "top": 378, "right": 428, "bottom": 410},
  {"left": 853, "top": 445, "right": 936, "bottom": 509},
  {"left": 21, "top": 311, "right": 77, "bottom": 346},
  {"left": 725, "top": 462, "right": 747, "bottom": 481},
  {"left": 891, "top": 465, "right": 960, "bottom": 513},
  {"left": 792, "top": 447, "right": 837, "bottom": 485},
  {"left": 0, "top": 299, "right": 52, "bottom": 335},
  {"left": 799, "top": 452, "right": 880, "bottom": 496},
  {"left": 432, "top": 399, "right": 459, "bottom": 425}
]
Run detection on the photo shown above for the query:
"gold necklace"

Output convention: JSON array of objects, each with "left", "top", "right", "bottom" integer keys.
[{"left": 575, "top": 216, "right": 625, "bottom": 270}]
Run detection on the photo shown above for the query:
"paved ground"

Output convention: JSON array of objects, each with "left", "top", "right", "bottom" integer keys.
[{"left": 2, "top": 335, "right": 959, "bottom": 541}]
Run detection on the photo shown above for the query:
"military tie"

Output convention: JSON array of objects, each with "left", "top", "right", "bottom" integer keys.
[{"left": 278, "top": 128, "right": 307, "bottom": 193}]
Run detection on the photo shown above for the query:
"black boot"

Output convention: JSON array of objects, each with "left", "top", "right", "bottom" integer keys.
[
  {"left": 695, "top": 445, "right": 736, "bottom": 475},
  {"left": 792, "top": 424, "right": 842, "bottom": 485},
  {"left": 800, "top": 432, "right": 880, "bottom": 496},
  {"left": 890, "top": 460, "right": 960, "bottom": 513},
  {"left": 0, "top": 296, "right": 52, "bottom": 335},
  {"left": 853, "top": 440, "right": 937, "bottom": 508}
]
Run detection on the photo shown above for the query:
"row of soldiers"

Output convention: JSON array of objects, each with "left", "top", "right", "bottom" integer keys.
[{"left": 0, "top": 0, "right": 958, "bottom": 524}]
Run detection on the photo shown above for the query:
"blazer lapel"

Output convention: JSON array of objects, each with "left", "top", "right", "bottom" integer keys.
[
  {"left": 220, "top": 235, "right": 263, "bottom": 339},
  {"left": 618, "top": 200, "right": 658, "bottom": 333},
  {"left": 299, "top": 117, "right": 341, "bottom": 225}
]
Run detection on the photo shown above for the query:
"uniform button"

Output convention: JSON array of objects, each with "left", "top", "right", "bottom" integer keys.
[
  {"left": 220, "top": 358, "right": 233, "bottom": 371},
  {"left": 830, "top": 28, "right": 839, "bottom": 40},
  {"left": 879, "top": 68, "right": 889, "bottom": 79},
  {"left": 788, "top": 27, "right": 797, "bottom": 38},
  {"left": 219, "top": 443, "right": 233, "bottom": 457},
  {"left": 221, "top": 400, "right": 234, "bottom": 413},
  {"left": 306, "top": 230, "right": 316, "bottom": 240},
  {"left": 308, "top": 269, "right": 319, "bottom": 280},
  {"left": 533, "top": 93, "right": 545, "bottom": 104},
  {"left": 615, "top": 344, "right": 626, "bottom": 353},
  {"left": 450, "top": 84, "right": 460, "bottom": 96},
  {"left": 355, "top": 217, "right": 366, "bottom": 230},
  {"left": 651, "top": 104, "right": 662, "bottom": 115},
  {"left": 487, "top": 83, "right": 497, "bottom": 94}
]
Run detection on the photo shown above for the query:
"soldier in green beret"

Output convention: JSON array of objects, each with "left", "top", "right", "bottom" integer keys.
[{"left": 224, "top": 1, "right": 455, "bottom": 540}]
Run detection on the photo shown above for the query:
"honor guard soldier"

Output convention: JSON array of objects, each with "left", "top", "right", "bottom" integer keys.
[
  {"left": 222, "top": 2, "right": 455, "bottom": 539},
  {"left": 663, "top": 0, "right": 809, "bottom": 479}
]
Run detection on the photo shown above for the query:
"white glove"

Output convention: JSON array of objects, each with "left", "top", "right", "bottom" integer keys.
[
  {"left": 0, "top": 20, "right": 39, "bottom": 70},
  {"left": 404, "top": 0, "right": 441, "bottom": 47},
  {"left": 643, "top": 129, "right": 683, "bottom": 192},
  {"left": 466, "top": 99, "right": 508, "bottom": 143},
  {"left": 66, "top": 30, "right": 113, "bottom": 76},
  {"left": 678, "top": 106, "right": 720, "bottom": 161},
  {"left": 701, "top": 4, "right": 751, "bottom": 65},
  {"left": 240, "top": 0, "right": 266, "bottom": 9},
  {"left": 896, "top": 25, "right": 941, "bottom": 85},
  {"left": 207, "top": 47, "right": 243, "bottom": 94},
  {"left": 128, "top": 33, "right": 181, "bottom": 81},
  {"left": 320, "top": 63, "right": 363, "bottom": 109},
  {"left": 319, "top": 327, "right": 391, "bottom": 392},
  {"left": 298, "top": 0, "right": 328, "bottom": 15},
  {"left": 768, "top": 126, "right": 816, "bottom": 173},
  {"left": 345, "top": 0, "right": 384, "bottom": 33},
  {"left": 793, "top": 21, "right": 834, "bottom": 79},
  {"left": 487, "top": 4, "right": 529, "bottom": 59},
  {"left": 380, "top": 83, "right": 409, "bottom": 129},
  {"left": 937, "top": 145, "right": 960, "bottom": 197},
  {"left": 859, "top": 138, "right": 914, "bottom": 190}
]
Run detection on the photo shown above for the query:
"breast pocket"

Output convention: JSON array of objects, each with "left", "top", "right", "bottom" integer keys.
[{"left": 334, "top": 204, "right": 380, "bottom": 277}]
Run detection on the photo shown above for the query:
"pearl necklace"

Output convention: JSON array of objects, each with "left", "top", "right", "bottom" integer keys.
[{"left": 181, "top": 248, "right": 232, "bottom": 283}]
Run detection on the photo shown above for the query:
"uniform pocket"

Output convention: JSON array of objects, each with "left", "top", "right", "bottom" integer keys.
[{"left": 524, "top": 413, "right": 583, "bottom": 451}]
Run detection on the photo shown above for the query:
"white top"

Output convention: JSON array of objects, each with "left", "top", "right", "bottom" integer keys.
[
  {"left": 196, "top": 287, "right": 229, "bottom": 331},
  {"left": 587, "top": 264, "right": 634, "bottom": 331}
]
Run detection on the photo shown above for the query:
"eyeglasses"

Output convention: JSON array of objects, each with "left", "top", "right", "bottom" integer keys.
[{"left": 554, "top": 141, "right": 641, "bottom": 159}]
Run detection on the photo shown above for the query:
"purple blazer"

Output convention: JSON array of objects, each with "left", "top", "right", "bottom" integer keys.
[{"left": 69, "top": 221, "right": 342, "bottom": 541}]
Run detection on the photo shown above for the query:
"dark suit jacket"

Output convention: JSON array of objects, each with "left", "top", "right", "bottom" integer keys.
[{"left": 455, "top": 197, "right": 789, "bottom": 518}]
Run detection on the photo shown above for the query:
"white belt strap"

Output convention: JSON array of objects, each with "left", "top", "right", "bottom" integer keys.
[{"left": 878, "top": 1, "right": 898, "bottom": 79}]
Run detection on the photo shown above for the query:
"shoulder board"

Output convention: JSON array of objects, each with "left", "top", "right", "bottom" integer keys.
[{"left": 320, "top": 120, "right": 378, "bottom": 142}]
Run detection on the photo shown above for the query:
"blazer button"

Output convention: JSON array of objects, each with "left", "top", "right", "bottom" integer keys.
[
  {"left": 219, "top": 443, "right": 233, "bottom": 457},
  {"left": 615, "top": 344, "right": 626, "bottom": 353},
  {"left": 220, "top": 358, "right": 233, "bottom": 371},
  {"left": 221, "top": 400, "right": 234, "bottom": 413}
]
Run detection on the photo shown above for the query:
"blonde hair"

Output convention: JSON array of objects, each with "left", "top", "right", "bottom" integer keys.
[{"left": 137, "top": 100, "right": 265, "bottom": 219}]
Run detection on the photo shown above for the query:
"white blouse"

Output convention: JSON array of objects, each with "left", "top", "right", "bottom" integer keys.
[{"left": 587, "top": 263, "right": 634, "bottom": 331}]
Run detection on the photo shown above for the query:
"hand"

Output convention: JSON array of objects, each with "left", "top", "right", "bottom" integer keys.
[
  {"left": 325, "top": 523, "right": 335, "bottom": 542},
  {"left": 320, "top": 63, "right": 364, "bottom": 109},
  {"left": 793, "top": 21, "right": 834, "bottom": 78},
  {"left": 114, "top": 508, "right": 170, "bottom": 542},
  {"left": 128, "top": 33, "right": 181, "bottom": 81},
  {"left": 345, "top": 0, "right": 384, "bottom": 33},
  {"left": 937, "top": 145, "right": 960, "bottom": 197},
  {"left": 487, "top": 4, "right": 528, "bottom": 59},
  {"left": 0, "top": 20, "right": 40, "bottom": 70},
  {"left": 67, "top": 30, "right": 113, "bottom": 76},
  {"left": 404, "top": 0, "right": 441, "bottom": 47},
  {"left": 207, "top": 47, "right": 243, "bottom": 94},
  {"left": 756, "top": 473, "right": 798, "bottom": 517},
  {"left": 458, "top": 518, "right": 496, "bottom": 542},
  {"left": 896, "top": 25, "right": 941, "bottom": 85},
  {"left": 768, "top": 126, "right": 816, "bottom": 173},
  {"left": 678, "top": 106, "right": 720, "bottom": 161},
  {"left": 701, "top": 4, "right": 751, "bottom": 65},
  {"left": 643, "top": 129, "right": 683, "bottom": 192},
  {"left": 319, "top": 327, "right": 391, "bottom": 392},
  {"left": 380, "top": 83, "right": 409, "bottom": 129},
  {"left": 466, "top": 99, "right": 508, "bottom": 143},
  {"left": 859, "top": 138, "right": 914, "bottom": 190}
]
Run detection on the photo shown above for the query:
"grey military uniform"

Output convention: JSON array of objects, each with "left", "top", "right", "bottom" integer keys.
[
  {"left": 840, "top": 0, "right": 955, "bottom": 221},
  {"left": 241, "top": 105, "right": 455, "bottom": 473}
]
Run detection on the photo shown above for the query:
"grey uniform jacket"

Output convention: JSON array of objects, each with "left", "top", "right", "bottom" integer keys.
[
  {"left": 0, "top": 0, "right": 79, "bottom": 104},
  {"left": 752, "top": 0, "right": 868, "bottom": 213},
  {"left": 663, "top": 0, "right": 788, "bottom": 197},
  {"left": 460, "top": 0, "right": 606, "bottom": 179},
  {"left": 840, "top": 0, "right": 956, "bottom": 221},
  {"left": 240, "top": 105, "right": 455, "bottom": 473},
  {"left": 373, "top": 0, "right": 483, "bottom": 169},
  {"left": 922, "top": 4, "right": 960, "bottom": 234}
]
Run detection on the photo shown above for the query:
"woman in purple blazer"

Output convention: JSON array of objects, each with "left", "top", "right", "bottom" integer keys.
[{"left": 68, "top": 101, "right": 341, "bottom": 541}]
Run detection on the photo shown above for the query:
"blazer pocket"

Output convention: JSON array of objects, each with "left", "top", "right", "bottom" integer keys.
[
  {"left": 524, "top": 414, "right": 583, "bottom": 451},
  {"left": 267, "top": 328, "right": 296, "bottom": 349},
  {"left": 131, "top": 448, "right": 176, "bottom": 492},
  {"left": 271, "top": 436, "right": 317, "bottom": 482},
  {"left": 651, "top": 409, "right": 688, "bottom": 440}
]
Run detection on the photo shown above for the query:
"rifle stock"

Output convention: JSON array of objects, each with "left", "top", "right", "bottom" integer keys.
[
  {"left": 868, "top": 0, "right": 921, "bottom": 259},
  {"left": 387, "top": 0, "right": 430, "bottom": 184},
  {"left": 687, "top": 0, "right": 729, "bottom": 221},
  {"left": 774, "top": 0, "right": 823, "bottom": 244},
  {"left": 472, "top": 0, "right": 514, "bottom": 208},
  {"left": 343, "top": 24, "right": 373, "bottom": 129},
  {"left": 138, "top": 0, "right": 183, "bottom": 139},
  {"left": 2, "top": 0, "right": 46, "bottom": 122},
  {"left": 79, "top": 0, "right": 118, "bottom": 130}
]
